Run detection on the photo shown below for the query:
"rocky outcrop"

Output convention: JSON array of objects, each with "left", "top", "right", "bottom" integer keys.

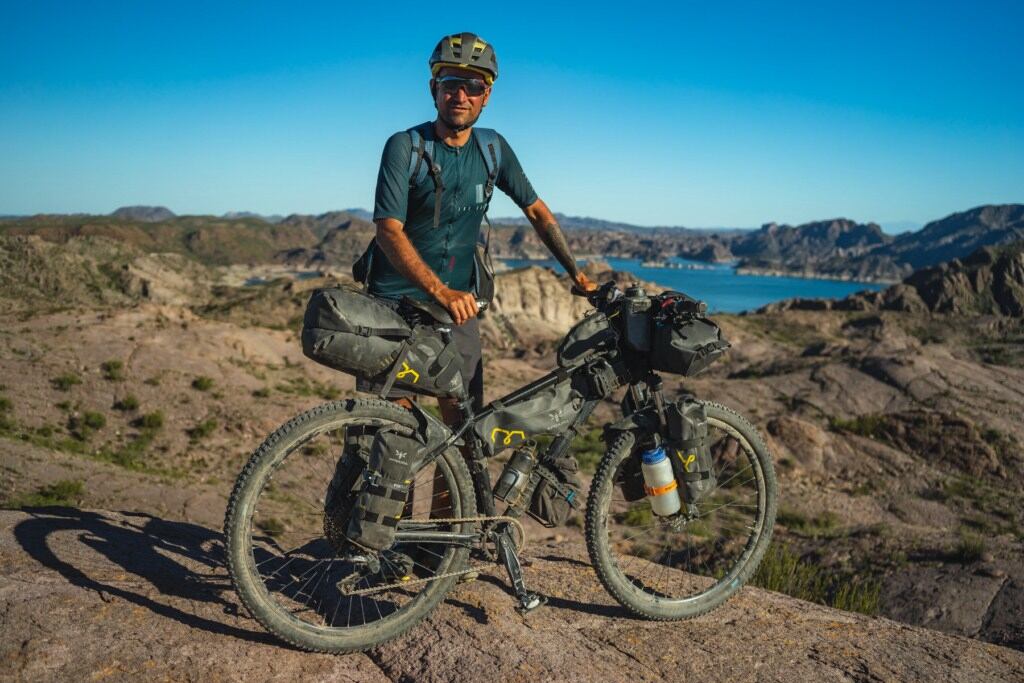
[
  {"left": 760, "top": 242, "right": 1024, "bottom": 316},
  {"left": 2, "top": 508, "right": 1022, "bottom": 683}
]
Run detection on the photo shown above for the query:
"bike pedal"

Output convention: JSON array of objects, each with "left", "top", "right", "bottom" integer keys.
[{"left": 516, "top": 593, "right": 547, "bottom": 615}]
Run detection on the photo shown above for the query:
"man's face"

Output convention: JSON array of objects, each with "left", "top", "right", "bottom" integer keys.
[{"left": 431, "top": 66, "right": 491, "bottom": 129}]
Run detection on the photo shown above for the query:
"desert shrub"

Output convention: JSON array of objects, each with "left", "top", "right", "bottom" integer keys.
[
  {"left": 752, "top": 543, "right": 880, "bottom": 616},
  {"left": 776, "top": 507, "right": 841, "bottom": 536},
  {"left": 257, "top": 517, "right": 285, "bottom": 537},
  {"left": 828, "top": 414, "right": 885, "bottom": 439},
  {"left": 191, "top": 376, "right": 215, "bottom": 392},
  {"left": 952, "top": 531, "right": 986, "bottom": 563},
  {"left": 9, "top": 479, "right": 85, "bottom": 508},
  {"left": 622, "top": 503, "right": 653, "bottom": 527},
  {"left": 51, "top": 373, "right": 82, "bottom": 392},
  {"left": 0, "top": 397, "right": 11, "bottom": 413},
  {"left": 113, "top": 395, "right": 140, "bottom": 411},
  {"left": 252, "top": 387, "right": 271, "bottom": 398},
  {"left": 101, "top": 359, "right": 125, "bottom": 381},
  {"left": 135, "top": 410, "right": 165, "bottom": 430},
  {"left": 188, "top": 418, "right": 218, "bottom": 440},
  {"left": 82, "top": 411, "right": 106, "bottom": 430},
  {"left": 143, "top": 376, "right": 161, "bottom": 386}
]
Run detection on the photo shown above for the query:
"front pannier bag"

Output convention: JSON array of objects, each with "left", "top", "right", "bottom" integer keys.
[
  {"left": 301, "top": 287, "right": 465, "bottom": 399},
  {"left": 650, "top": 315, "right": 730, "bottom": 377},
  {"left": 666, "top": 398, "right": 717, "bottom": 504},
  {"left": 529, "top": 454, "right": 583, "bottom": 527}
]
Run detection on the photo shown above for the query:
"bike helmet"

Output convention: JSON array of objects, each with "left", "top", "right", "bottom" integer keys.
[{"left": 429, "top": 32, "right": 498, "bottom": 84}]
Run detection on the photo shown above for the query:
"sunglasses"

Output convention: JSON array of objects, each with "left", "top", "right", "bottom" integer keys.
[{"left": 435, "top": 75, "right": 489, "bottom": 97}]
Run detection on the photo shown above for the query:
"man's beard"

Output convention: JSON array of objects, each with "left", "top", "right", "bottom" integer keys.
[{"left": 437, "top": 105, "right": 481, "bottom": 133}]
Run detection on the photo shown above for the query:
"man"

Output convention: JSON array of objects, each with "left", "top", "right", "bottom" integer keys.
[{"left": 358, "top": 31, "right": 595, "bottom": 423}]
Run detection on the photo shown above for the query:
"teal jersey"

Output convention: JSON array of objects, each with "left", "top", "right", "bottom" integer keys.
[{"left": 369, "top": 122, "right": 538, "bottom": 301}]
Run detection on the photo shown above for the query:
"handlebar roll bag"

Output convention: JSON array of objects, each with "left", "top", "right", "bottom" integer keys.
[{"left": 650, "top": 315, "right": 730, "bottom": 376}]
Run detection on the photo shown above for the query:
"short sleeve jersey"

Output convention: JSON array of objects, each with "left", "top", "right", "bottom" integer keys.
[{"left": 369, "top": 121, "right": 538, "bottom": 301}]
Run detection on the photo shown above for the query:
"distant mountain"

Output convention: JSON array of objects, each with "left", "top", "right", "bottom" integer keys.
[
  {"left": 111, "top": 206, "right": 176, "bottom": 222},
  {"left": 341, "top": 208, "right": 373, "bottom": 221},
  {"left": 277, "top": 211, "right": 375, "bottom": 242},
  {"left": 222, "top": 211, "right": 284, "bottom": 223},
  {"left": 879, "top": 204, "right": 1024, "bottom": 270},
  {"left": 489, "top": 212, "right": 749, "bottom": 235},
  {"left": 732, "top": 219, "right": 895, "bottom": 280}
]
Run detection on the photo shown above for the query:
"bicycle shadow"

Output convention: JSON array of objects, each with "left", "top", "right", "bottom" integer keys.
[{"left": 12, "top": 507, "right": 281, "bottom": 646}]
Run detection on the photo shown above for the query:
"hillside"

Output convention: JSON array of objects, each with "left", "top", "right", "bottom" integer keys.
[{"left": 2, "top": 221, "right": 1024, "bottom": 674}]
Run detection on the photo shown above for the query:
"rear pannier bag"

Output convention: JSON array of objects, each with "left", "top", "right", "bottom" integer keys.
[
  {"left": 528, "top": 454, "right": 582, "bottom": 527},
  {"left": 665, "top": 398, "right": 717, "bottom": 504},
  {"left": 473, "top": 376, "right": 586, "bottom": 457},
  {"left": 301, "top": 287, "right": 465, "bottom": 399},
  {"left": 345, "top": 429, "right": 424, "bottom": 551},
  {"left": 650, "top": 315, "right": 730, "bottom": 377}
]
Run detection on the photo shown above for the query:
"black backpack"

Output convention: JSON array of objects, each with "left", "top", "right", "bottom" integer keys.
[{"left": 353, "top": 125, "right": 500, "bottom": 303}]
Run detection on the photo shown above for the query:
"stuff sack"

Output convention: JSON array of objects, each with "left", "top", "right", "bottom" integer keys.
[
  {"left": 528, "top": 454, "right": 583, "bottom": 527},
  {"left": 473, "top": 376, "right": 586, "bottom": 456},
  {"left": 345, "top": 429, "right": 424, "bottom": 551},
  {"left": 650, "top": 315, "right": 729, "bottom": 377},
  {"left": 301, "top": 287, "right": 411, "bottom": 378},
  {"left": 665, "top": 398, "right": 717, "bottom": 504},
  {"left": 322, "top": 425, "right": 377, "bottom": 551}
]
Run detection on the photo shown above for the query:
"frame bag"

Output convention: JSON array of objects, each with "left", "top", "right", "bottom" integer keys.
[{"left": 473, "top": 375, "right": 586, "bottom": 456}]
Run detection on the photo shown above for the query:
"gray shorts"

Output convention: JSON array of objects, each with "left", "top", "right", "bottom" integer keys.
[{"left": 356, "top": 316, "right": 484, "bottom": 410}]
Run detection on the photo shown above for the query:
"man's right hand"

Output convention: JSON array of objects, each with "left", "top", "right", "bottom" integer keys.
[{"left": 435, "top": 287, "right": 479, "bottom": 325}]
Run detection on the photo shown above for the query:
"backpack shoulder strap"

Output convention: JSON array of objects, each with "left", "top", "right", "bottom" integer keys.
[
  {"left": 472, "top": 128, "right": 501, "bottom": 202},
  {"left": 407, "top": 125, "right": 444, "bottom": 228}
]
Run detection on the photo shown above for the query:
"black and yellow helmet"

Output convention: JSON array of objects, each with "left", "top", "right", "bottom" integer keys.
[{"left": 429, "top": 32, "right": 498, "bottom": 84}]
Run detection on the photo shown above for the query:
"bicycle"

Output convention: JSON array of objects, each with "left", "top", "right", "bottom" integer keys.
[{"left": 223, "top": 281, "right": 777, "bottom": 652}]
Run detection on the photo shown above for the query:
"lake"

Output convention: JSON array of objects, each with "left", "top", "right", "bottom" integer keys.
[{"left": 500, "top": 257, "right": 886, "bottom": 313}]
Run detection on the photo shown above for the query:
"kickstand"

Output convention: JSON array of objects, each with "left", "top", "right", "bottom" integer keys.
[{"left": 495, "top": 525, "right": 546, "bottom": 614}]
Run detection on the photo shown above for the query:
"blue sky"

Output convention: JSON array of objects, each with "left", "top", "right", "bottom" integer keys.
[{"left": 1, "top": 1, "right": 1022, "bottom": 229}]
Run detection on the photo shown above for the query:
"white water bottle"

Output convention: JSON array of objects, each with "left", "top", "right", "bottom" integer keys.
[{"left": 640, "top": 446, "right": 681, "bottom": 516}]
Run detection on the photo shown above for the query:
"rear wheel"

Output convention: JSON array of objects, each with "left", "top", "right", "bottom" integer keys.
[
  {"left": 585, "top": 401, "right": 776, "bottom": 620},
  {"left": 224, "top": 399, "right": 475, "bottom": 653}
]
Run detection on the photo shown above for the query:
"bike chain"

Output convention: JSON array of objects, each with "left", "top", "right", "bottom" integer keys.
[{"left": 340, "top": 514, "right": 525, "bottom": 597}]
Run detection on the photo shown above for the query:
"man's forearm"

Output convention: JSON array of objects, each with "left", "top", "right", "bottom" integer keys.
[
  {"left": 374, "top": 218, "right": 446, "bottom": 298},
  {"left": 523, "top": 199, "right": 580, "bottom": 279}
]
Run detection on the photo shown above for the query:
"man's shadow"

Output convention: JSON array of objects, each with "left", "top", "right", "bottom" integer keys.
[{"left": 12, "top": 507, "right": 280, "bottom": 646}]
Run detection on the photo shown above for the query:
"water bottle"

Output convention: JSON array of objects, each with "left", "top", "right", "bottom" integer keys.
[
  {"left": 494, "top": 441, "right": 538, "bottom": 505},
  {"left": 640, "top": 446, "right": 681, "bottom": 516}
]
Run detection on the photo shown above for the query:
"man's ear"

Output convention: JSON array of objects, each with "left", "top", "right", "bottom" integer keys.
[
  {"left": 482, "top": 86, "right": 491, "bottom": 107},
  {"left": 429, "top": 78, "right": 438, "bottom": 100}
]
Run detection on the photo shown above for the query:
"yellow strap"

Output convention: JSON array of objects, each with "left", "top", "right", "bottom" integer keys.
[{"left": 644, "top": 480, "right": 678, "bottom": 496}]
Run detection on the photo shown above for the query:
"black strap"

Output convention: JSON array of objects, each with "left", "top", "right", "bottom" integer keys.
[
  {"left": 409, "top": 133, "right": 426, "bottom": 188},
  {"left": 361, "top": 509, "right": 400, "bottom": 527},
  {"left": 428, "top": 158, "right": 444, "bottom": 228},
  {"left": 378, "top": 340, "right": 413, "bottom": 398},
  {"left": 366, "top": 483, "right": 409, "bottom": 501},
  {"left": 320, "top": 318, "right": 411, "bottom": 339}
]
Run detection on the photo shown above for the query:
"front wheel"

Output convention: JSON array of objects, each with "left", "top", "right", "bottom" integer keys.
[{"left": 585, "top": 401, "right": 777, "bottom": 620}]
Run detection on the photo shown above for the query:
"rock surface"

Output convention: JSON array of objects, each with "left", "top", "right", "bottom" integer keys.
[{"left": 2, "top": 508, "right": 1022, "bottom": 683}]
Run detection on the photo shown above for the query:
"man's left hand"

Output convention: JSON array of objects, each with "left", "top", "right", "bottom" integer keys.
[{"left": 573, "top": 272, "right": 598, "bottom": 293}]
